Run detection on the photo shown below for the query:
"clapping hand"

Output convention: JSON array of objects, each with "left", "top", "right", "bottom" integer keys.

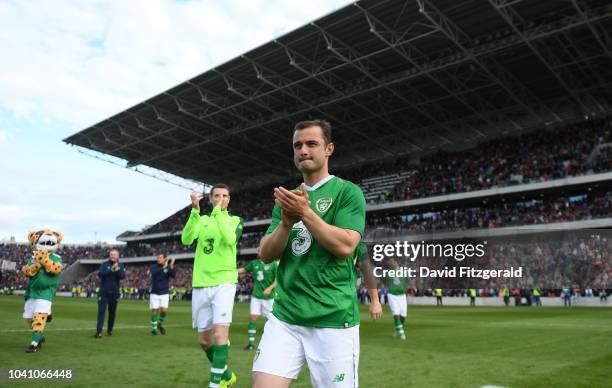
[
  {"left": 274, "top": 184, "right": 310, "bottom": 227},
  {"left": 191, "top": 191, "right": 203, "bottom": 210}
]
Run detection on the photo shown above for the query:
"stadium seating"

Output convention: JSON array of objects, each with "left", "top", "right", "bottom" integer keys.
[{"left": 134, "top": 118, "right": 611, "bottom": 234}]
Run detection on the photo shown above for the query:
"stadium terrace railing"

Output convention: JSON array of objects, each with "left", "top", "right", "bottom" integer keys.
[{"left": 364, "top": 218, "right": 612, "bottom": 243}]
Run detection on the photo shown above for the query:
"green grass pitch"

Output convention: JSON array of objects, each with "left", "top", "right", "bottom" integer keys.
[{"left": 1, "top": 295, "right": 611, "bottom": 387}]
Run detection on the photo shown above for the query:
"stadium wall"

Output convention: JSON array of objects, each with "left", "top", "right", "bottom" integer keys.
[
  {"left": 9, "top": 291, "right": 611, "bottom": 307},
  {"left": 59, "top": 260, "right": 94, "bottom": 286}
]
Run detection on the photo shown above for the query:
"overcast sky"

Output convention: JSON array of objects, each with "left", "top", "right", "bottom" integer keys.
[{"left": 0, "top": 0, "right": 351, "bottom": 244}]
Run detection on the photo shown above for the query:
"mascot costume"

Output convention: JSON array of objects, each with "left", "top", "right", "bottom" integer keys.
[{"left": 21, "top": 229, "right": 63, "bottom": 353}]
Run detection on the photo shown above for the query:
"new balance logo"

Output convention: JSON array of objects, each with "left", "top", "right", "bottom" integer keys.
[{"left": 332, "top": 373, "right": 345, "bottom": 383}]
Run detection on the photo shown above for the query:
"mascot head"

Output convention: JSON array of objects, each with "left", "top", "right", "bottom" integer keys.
[{"left": 27, "top": 229, "right": 63, "bottom": 252}]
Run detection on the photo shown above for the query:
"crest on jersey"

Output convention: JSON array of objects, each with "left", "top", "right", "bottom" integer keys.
[{"left": 315, "top": 197, "right": 333, "bottom": 213}]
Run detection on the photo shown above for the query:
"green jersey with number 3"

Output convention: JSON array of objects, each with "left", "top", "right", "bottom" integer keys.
[
  {"left": 266, "top": 176, "right": 366, "bottom": 328},
  {"left": 181, "top": 207, "right": 244, "bottom": 287},
  {"left": 244, "top": 259, "right": 278, "bottom": 300}
]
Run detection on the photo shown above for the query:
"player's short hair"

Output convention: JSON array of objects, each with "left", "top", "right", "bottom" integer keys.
[
  {"left": 210, "top": 183, "right": 230, "bottom": 195},
  {"left": 294, "top": 119, "right": 332, "bottom": 145},
  {"left": 156, "top": 251, "right": 167, "bottom": 258}
]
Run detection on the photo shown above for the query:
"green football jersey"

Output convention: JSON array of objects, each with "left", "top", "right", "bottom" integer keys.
[
  {"left": 24, "top": 253, "right": 62, "bottom": 302},
  {"left": 244, "top": 259, "right": 277, "bottom": 300},
  {"left": 181, "top": 206, "right": 244, "bottom": 287},
  {"left": 356, "top": 241, "right": 368, "bottom": 263},
  {"left": 386, "top": 275, "right": 408, "bottom": 296},
  {"left": 354, "top": 241, "right": 367, "bottom": 278},
  {"left": 266, "top": 175, "right": 366, "bottom": 328}
]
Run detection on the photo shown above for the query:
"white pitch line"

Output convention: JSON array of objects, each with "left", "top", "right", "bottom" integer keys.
[
  {"left": 481, "top": 386, "right": 510, "bottom": 388},
  {"left": 0, "top": 324, "right": 190, "bottom": 333}
]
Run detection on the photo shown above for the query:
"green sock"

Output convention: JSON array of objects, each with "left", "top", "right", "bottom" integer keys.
[
  {"left": 247, "top": 322, "right": 257, "bottom": 345},
  {"left": 400, "top": 317, "right": 405, "bottom": 325},
  {"left": 394, "top": 318, "right": 404, "bottom": 335},
  {"left": 210, "top": 344, "right": 231, "bottom": 387},
  {"left": 31, "top": 331, "right": 43, "bottom": 345},
  {"left": 159, "top": 311, "right": 166, "bottom": 325},
  {"left": 222, "top": 368, "right": 232, "bottom": 381},
  {"left": 151, "top": 314, "right": 158, "bottom": 331},
  {"left": 222, "top": 343, "right": 232, "bottom": 381},
  {"left": 204, "top": 345, "right": 232, "bottom": 381},
  {"left": 204, "top": 346, "right": 214, "bottom": 363}
]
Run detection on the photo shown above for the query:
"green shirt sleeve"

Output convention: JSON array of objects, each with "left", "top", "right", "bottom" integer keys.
[
  {"left": 356, "top": 241, "right": 368, "bottom": 262},
  {"left": 235, "top": 217, "right": 244, "bottom": 242},
  {"left": 265, "top": 204, "right": 282, "bottom": 235},
  {"left": 271, "top": 260, "right": 279, "bottom": 281},
  {"left": 213, "top": 211, "right": 242, "bottom": 246},
  {"left": 181, "top": 208, "right": 201, "bottom": 245},
  {"left": 335, "top": 183, "right": 366, "bottom": 236},
  {"left": 244, "top": 260, "right": 254, "bottom": 273}
]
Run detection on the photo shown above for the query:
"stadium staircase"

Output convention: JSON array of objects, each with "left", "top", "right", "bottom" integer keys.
[{"left": 359, "top": 171, "right": 414, "bottom": 203}]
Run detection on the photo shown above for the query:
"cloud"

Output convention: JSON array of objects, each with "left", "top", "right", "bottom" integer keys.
[
  {"left": 0, "top": 0, "right": 352, "bottom": 129},
  {"left": 0, "top": 0, "right": 352, "bottom": 243},
  {"left": 0, "top": 130, "right": 11, "bottom": 145},
  {"left": 0, "top": 205, "right": 30, "bottom": 225}
]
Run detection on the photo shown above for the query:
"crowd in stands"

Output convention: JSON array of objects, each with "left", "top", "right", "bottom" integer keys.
[
  {"left": 1, "top": 189, "right": 610, "bottom": 271},
  {"left": 391, "top": 119, "right": 611, "bottom": 201},
  {"left": 0, "top": 243, "right": 30, "bottom": 263},
  {"left": 120, "top": 188, "right": 612, "bottom": 257},
  {"left": 0, "top": 243, "right": 130, "bottom": 266},
  {"left": 367, "top": 191, "right": 612, "bottom": 237},
  {"left": 592, "top": 145, "right": 612, "bottom": 173},
  {"left": 384, "top": 233, "right": 611, "bottom": 291},
  {"left": 2, "top": 235, "right": 609, "bottom": 301},
  {"left": 0, "top": 234, "right": 261, "bottom": 270},
  {"left": 136, "top": 118, "right": 611, "bottom": 233}
]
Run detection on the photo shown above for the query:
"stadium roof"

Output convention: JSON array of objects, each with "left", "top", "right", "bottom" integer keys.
[{"left": 64, "top": 0, "right": 612, "bottom": 189}]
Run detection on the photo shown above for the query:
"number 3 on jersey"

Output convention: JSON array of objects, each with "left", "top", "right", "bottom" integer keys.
[
  {"left": 203, "top": 238, "right": 214, "bottom": 254},
  {"left": 291, "top": 221, "right": 312, "bottom": 256}
]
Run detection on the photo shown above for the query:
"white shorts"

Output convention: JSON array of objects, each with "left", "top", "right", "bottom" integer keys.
[
  {"left": 250, "top": 297, "right": 274, "bottom": 318},
  {"left": 192, "top": 284, "right": 236, "bottom": 332},
  {"left": 388, "top": 294, "right": 407, "bottom": 317},
  {"left": 253, "top": 314, "right": 359, "bottom": 388},
  {"left": 23, "top": 299, "right": 52, "bottom": 319},
  {"left": 150, "top": 293, "right": 170, "bottom": 309}
]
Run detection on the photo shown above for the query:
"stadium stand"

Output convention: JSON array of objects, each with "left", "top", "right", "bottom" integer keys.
[
  {"left": 0, "top": 243, "right": 132, "bottom": 266},
  {"left": 366, "top": 190, "right": 612, "bottom": 236},
  {"left": 35, "top": 0, "right": 612, "bottom": 305},
  {"left": 3, "top": 236, "right": 609, "bottom": 299},
  {"left": 128, "top": 118, "right": 612, "bottom": 236}
]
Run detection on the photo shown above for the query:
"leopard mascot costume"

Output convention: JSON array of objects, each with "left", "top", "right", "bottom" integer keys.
[{"left": 21, "top": 229, "right": 63, "bottom": 353}]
